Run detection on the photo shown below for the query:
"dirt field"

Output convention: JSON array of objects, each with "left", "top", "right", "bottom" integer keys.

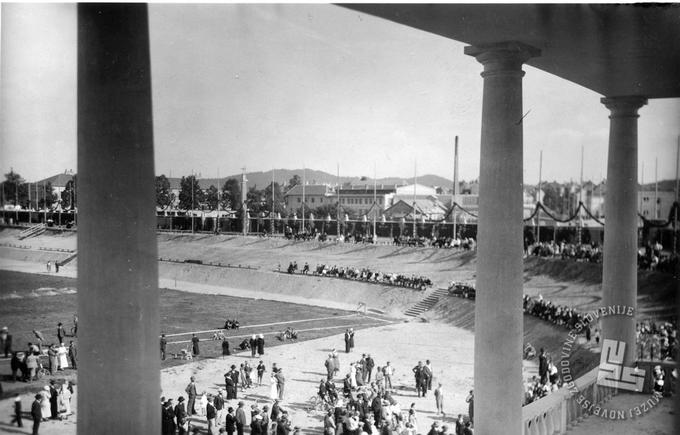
[{"left": 0, "top": 228, "right": 676, "bottom": 434}]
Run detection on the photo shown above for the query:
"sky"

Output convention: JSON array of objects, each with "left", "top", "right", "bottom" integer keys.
[{"left": 1, "top": 3, "right": 679, "bottom": 185}]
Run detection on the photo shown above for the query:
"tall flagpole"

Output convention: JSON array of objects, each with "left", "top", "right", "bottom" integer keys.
[
  {"left": 241, "top": 167, "right": 248, "bottom": 236},
  {"left": 413, "top": 160, "right": 417, "bottom": 238},
  {"left": 271, "top": 168, "right": 275, "bottom": 235},
  {"left": 191, "top": 169, "right": 195, "bottom": 234},
  {"left": 578, "top": 145, "right": 584, "bottom": 244},
  {"left": 537, "top": 149, "right": 543, "bottom": 243},
  {"left": 302, "top": 167, "right": 306, "bottom": 234},
  {"left": 337, "top": 163, "right": 341, "bottom": 238},
  {"left": 654, "top": 157, "right": 659, "bottom": 219},
  {"left": 453, "top": 136, "right": 459, "bottom": 240},
  {"left": 373, "top": 162, "right": 377, "bottom": 242}
]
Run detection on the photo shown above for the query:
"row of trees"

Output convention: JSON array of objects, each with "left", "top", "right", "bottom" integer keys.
[
  {"left": 1, "top": 170, "right": 62, "bottom": 210},
  {"left": 155, "top": 173, "right": 346, "bottom": 219}
]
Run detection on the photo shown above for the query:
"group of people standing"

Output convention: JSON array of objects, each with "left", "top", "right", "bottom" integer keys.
[
  {"left": 11, "top": 380, "right": 75, "bottom": 435},
  {"left": 163, "top": 363, "right": 295, "bottom": 435}
]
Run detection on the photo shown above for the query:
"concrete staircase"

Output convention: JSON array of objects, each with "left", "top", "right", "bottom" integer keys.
[
  {"left": 404, "top": 287, "right": 449, "bottom": 317},
  {"left": 17, "top": 223, "right": 46, "bottom": 240}
]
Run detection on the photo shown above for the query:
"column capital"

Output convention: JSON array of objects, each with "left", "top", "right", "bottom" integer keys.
[
  {"left": 464, "top": 41, "right": 540, "bottom": 77},
  {"left": 601, "top": 95, "right": 648, "bottom": 118}
]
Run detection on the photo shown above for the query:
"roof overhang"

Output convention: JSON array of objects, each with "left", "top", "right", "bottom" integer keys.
[{"left": 341, "top": 3, "right": 680, "bottom": 99}]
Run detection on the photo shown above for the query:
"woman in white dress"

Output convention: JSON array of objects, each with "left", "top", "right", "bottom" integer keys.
[
  {"left": 60, "top": 381, "right": 73, "bottom": 415},
  {"left": 269, "top": 374, "right": 278, "bottom": 400},
  {"left": 57, "top": 343, "right": 69, "bottom": 370},
  {"left": 349, "top": 363, "right": 357, "bottom": 389},
  {"left": 40, "top": 386, "right": 51, "bottom": 421}
]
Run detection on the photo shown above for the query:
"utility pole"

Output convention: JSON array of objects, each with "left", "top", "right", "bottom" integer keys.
[
  {"left": 337, "top": 163, "right": 341, "bottom": 238},
  {"left": 537, "top": 149, "right": 543, "bottom": 242},
  {"left": 241, "top": 168, "right": 248, "bottom": 236},
  {"left": 654, "top": 157, "right": 659, "bottom": 219},
  {"left": 271, "top": 169, "right": 275, "bottom": 235},
  {"left": 453, "top": 136, "right": 459, "bottom": 240},
  {"left": 191, "top": 170, "right": 195, "bottom": 234},
  {"left": 413, "top": 160, "right": 417, "bottom": 238},
  {"left": 373, "top": 162, "right": 377, "bottom": 242},
  {"left": 578, "top": 145, "right": 584, "bottom": 244},
  {"left": 302, "top": 167, "right": 306, "bottom": 234}
]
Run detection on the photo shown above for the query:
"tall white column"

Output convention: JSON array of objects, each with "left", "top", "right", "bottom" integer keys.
[
  {"left": 601, "top": 96, "right": 647, "bottom": 366},
  {"left": 465, "top": 41, "right": 539, "bottom": 435},
  {"left": 78, "top": 4, "right": 159, "bottom": 434}
]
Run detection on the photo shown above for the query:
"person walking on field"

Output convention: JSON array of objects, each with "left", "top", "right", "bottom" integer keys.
[
  {"left": 235, "top": 401, "right": 247, "bottom": 435},
  {"left": 31, "top": 394, "right": 42, "bottom": 435},
  {"left": 185, "top": 376, "right": 198, "bottom": 415},
  {"left": 434, "top": 383, "right": 445, "bottom": 416},
  {"left": 160, "top": 334, "right": 167, "bottom": 360},
  {"left": 11, "top": 394, "right": 22, "bottom": 428},
  {"left": 192, "top": 334, "right": 200, "bottom": 356}
]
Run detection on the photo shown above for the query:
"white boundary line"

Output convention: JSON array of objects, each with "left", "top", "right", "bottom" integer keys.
[
  {"left": 163, "top": 313, "right": 360, "bottom": 338},
  {"left": 166, "top": 321, "right": 392, "bottom": 345}
]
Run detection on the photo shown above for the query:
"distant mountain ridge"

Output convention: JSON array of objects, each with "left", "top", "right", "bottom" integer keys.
[{"left": 164, "top": 169, "right": 455, "bottom": 191}]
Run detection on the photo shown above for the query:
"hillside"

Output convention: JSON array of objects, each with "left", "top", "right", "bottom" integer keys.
[{"left": 165, "top": 168, "right": 454, "bottom": 191}]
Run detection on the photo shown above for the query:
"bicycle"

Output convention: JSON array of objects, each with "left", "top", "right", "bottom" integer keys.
[{"left": 307, "top": 395, "right": 334, "bottom": 413}]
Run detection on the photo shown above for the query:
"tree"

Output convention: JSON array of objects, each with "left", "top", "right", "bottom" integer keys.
[
  {"left": 262, "top": 182, "right": 285, "bottom": 216},
  {"left": 205, "top": 185, "right": 219, "bottom": 210},
  {"left": 287, "top": 174, "right": 301, "bottom": 190},
  {"left": 2, "top": 170, "right": 28, "bottom": 207},
  {"left": 312, "top": 202, "right": 338, "bottom": 220},
  {"left": 221, "top": 178, "right": 240, "bottom": 210},
  {"left": 155, "top": 175, "right": 174, "bottom": 210},
  {"left": 60, "top": 175, "right": 77, "bottom": 209},
  {"left": 37, "top": 182, "right": 57, "bottom": 210},
  {"left": 178, "top": 175, "right": 205, "bottom": 210}
]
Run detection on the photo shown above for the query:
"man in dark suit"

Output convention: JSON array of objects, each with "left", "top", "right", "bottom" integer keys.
[
  {"left": 235, "top": 401, "right": 247, "bottom": 435},
  {"left": 161, "top": 399, "right": 176, "bottom": 435},
  {"left": 538, "top": 348, "right": 548, "bottom": 384},
  {"left": 191, "top": 334, "right": 200, "bottom": 356},
  {"left": 68, "top": 341, "right": 78, "bottom": 369},
  {"left": 225, "top": 407, "right": 236, "bottom": 435},
  {"left": 344, "top": 329, "right": 351, "bottom": 353},
  {"left": 160, "top": 334, "right": 167, "bottom": 360},
  {"left": 365, "top": 354, "right": 375, "bottom": 382},
  {"left": 31, "top": 394, "right": 42, "bottom": 435},
  {"left": 185, "top": 376, "right": 197, "bottom": 415},
  {"left": 270, "top": 399, "right": 282, "bottom": 422},
  {"left": 206, "top": 396, "right": 217, "bottom": 434},
  {"left": 175, "top": 397, "right": 188, "bottom": 435}
]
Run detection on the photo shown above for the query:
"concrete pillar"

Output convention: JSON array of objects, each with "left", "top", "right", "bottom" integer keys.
[
  {"left": 77, "top": 4, "right": 159, "bottom": 434},
  {"left": 600, "top": 96, "right": 647, "bottom": 366},
  {"left": 465, "top": 41, "right": 539, "bottom": 435}
]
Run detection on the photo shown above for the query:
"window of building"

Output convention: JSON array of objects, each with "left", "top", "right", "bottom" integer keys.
[
  {"left": 297, "top": 198, "right": 301, "bottom": 203},
  {"left": 311, "top": 198, "right": 315, "bottom": 203},
  {"left": 320, "top": 198, "right": 323, "bottom": 203}
]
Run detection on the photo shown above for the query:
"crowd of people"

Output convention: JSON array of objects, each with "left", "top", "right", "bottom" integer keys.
[
  {"left": 636, "top": 319, "right": 678, "bottom": 361},
  {"left": 523, "top": 348, "right": 561, "bottom": 406},
  {"left": 526, "top": 239, "right": 679, "bottom": 275},
  {"left": 283, "top": 261, "right": 433, "bottom": 290},
  {"left": 316, "top": 349, "right": 474, "bottom": 435},
  {"left": 394, "top": 236, "right": 476, "bottom": 251},
  {"left": 156, "top": 327, "right": 476, "bottom": 435},
  {"left": 522, "top": 295, "right": 588, "bottom": 332},
  {"left": 10, "top": 380, "right": 75, "bottom": 434}
]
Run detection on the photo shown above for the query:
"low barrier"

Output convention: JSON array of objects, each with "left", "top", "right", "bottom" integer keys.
[
  {"left": 522, "top": 366, "right": 619, "bottom": 435},
  {"left": 158, "top": 257, "right": 259, "bottom": 271}
]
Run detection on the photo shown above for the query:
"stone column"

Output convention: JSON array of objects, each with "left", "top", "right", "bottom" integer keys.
[
  {"left": 77, "top": 4, "right": 159, "bottom": 434},
  {"left": 465, "top": 41, "right": 539, "bottom": 435},
  {"left": 601, "top": 96, "right": 647, "bottom": 366}
]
